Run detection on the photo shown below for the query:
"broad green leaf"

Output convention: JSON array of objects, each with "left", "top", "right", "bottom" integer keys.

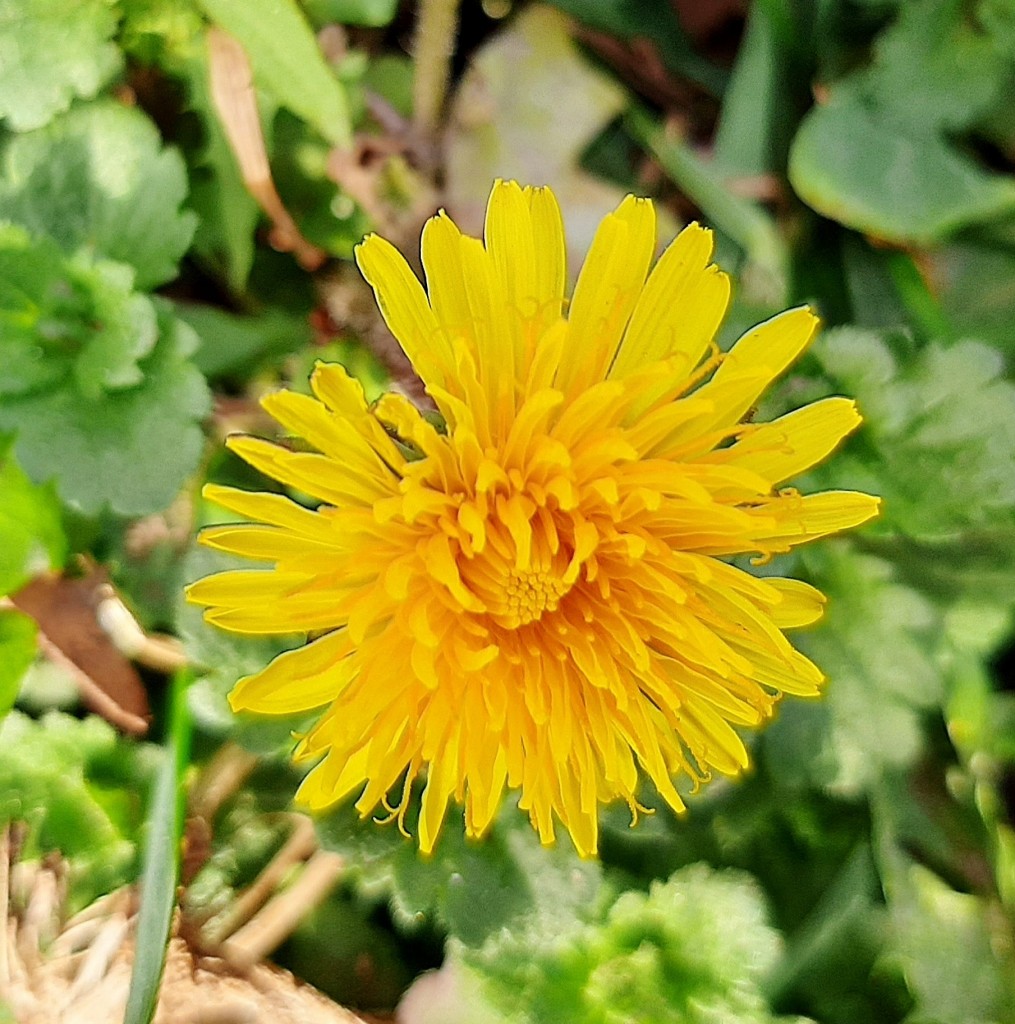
[
  {"left": 789, "top": 93, "right": 1015, "bottom": 244},
  {"left": 301, "top": 0, "right": 400, "bottom": 27},
  {"left": 198, "top": 0, "right": 353, "bottom": 148},
  {"left": 788, "top": 0, "right": 1015, "bottom": 243},
  {"left": 0, "top": 227, "right": 159, "bottom": 402},
  {"left": 0, "top": 450, "right": 66, "bottom": 595},
  {"left": 0, "top": 610, "right": 37, "bottom": 719},
  {"left": 0, "top": 304, "right": 211, "bottom": 516},
  {"left": 450, "top": 864, "right": 808, "bottom": 1024},
  {"left": 0, "top": 101, "right": 196, "bottom": 289},
  {"left": 0, "top": 710, "right": 158, "bottom": 911},
  {"left": 124, "top": 670, "right": 192, "bottom": 1024},
  {"left": 176, "top": 302, "right": 314, "bottom": 378},
  {"left": 0, "top": 0, "right": 121, "bottom": 131}
]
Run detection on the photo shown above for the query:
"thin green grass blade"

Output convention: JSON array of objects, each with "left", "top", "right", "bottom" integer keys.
[{"left": 123, "top": 669, "right": 193, "bottom": 1024}]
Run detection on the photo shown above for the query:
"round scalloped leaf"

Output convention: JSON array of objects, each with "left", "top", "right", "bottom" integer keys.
[
  {"left": 0, "top": 0, "right": 121, "bottom": 132},
  {"left": 0, "top": 304, "right": 210, "bottom": 516},
  {"left": 0, "top": 101, "right": 196, "bottom": 289}
]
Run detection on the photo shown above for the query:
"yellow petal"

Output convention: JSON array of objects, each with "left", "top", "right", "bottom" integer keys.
[
  {"left": 226, "top": 436, "right": 392, "bottom": 506},
  {"left": 766, "top": 578, "right": 827, "bottom": 628},
  {"left": 556, "top": 194, "right": 656, "bottom": 394},
  {"left": 199, "top": 523, "right": 335, "bottom": 562},
  {"left": 355, "top": 233, "right": 452, "bottom": 388},
  {"left": 706, "top": 396, "right": 862, "bottom": 485},
  {"left": 746, "top": 490, "right": 882, "bottom": 551},
  {"left": 610, "top": 222, "right": 730, "bottom": 380},
  {"left": 202, "top": 483, "right": 334, "bottom": 540},
  {"left": 229, "top": 629, "right": 356, "bottom": 713},
  {"left": 422, "top": 211, "right": 515, "bottom": 418},
  {"left": 695, "top": 307, "right": 819, "bottom": 431}
]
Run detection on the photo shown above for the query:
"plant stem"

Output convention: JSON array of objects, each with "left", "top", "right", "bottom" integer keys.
[{"left": 412, "top": 0, "right": 462, "bottom": 139}]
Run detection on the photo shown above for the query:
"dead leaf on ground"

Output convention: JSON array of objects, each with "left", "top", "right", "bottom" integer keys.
[{"left": 9, "top": 570, "right": 150, "bottom": 735}]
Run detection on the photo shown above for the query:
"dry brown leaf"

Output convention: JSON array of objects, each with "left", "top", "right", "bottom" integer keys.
[{"left": 9, "top": 570, "right": 150, "bottom": 735}]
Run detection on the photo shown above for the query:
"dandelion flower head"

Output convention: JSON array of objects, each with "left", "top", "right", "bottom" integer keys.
[{"left": 187, "top": 181, "right": 880, "bottom": 856}]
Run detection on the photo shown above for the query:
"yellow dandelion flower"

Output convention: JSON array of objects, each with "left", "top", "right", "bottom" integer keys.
[{"left": 187, "top": 180, "right": 879, "bottom": 857}]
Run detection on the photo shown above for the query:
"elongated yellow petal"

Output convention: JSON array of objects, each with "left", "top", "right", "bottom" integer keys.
[
  {"left": 556, "top": 194, "right": 656, "bottom": 394},
  {"left": 610, "top": 222, "right": 730, "bottom": 380},
  {"left": 705, "top": 396, "right": 862, "bottom": 485},
  {"left": 355, "top": 233, "right": 452, "bottom": 388},
  {"left": 230, "top": 630, "right": 356, "bottom": 713},
  {"left": 695, "top": 307, "right": 819, "bottom": 433}
]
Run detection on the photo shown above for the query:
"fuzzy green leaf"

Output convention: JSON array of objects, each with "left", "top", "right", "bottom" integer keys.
[
  {"left": 0, "top": 227, "right": 159, "bottom": 402},
  {"left": 0, "top": 0, "right": 121, "bottom": 131},
  {"left": 0, "top": 304, "right": 210, "bottom": 516},
  {"left": 0, "top": 101, "right": 196, "bottom": 289},
  {"left": 808, "top": 330, "right": 1015, "bottom": 543},
  {"left": 452, "top": 864, "right": 808, "bottom": 1024},
  {"left": 0, "top": 710, "right": 158, "bottom": 911},
  {"left": 316, "top": 799, "right": 602, "bottom": 949}
]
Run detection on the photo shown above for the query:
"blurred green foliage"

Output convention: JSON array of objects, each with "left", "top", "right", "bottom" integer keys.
[{"left": 1, "top": 0, "right": 1014, "bottom": 1022}]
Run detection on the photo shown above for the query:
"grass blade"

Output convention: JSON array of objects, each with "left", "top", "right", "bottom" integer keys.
[{"left": 123, "top": 669, "right": 192, "bottom": 1024}]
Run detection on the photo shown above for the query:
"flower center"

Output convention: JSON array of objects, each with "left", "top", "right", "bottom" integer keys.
[{"left": 502, "top": 567, "right": 570, "bottom": 628}]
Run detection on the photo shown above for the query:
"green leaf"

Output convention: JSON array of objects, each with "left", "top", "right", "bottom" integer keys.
[
  {"left": 176, "top": 302, "right": 314, "bottom": 378},
  {"left": 0, "top": 610, "right": 37, "bottom": 719},
  {"left": 809, "top": 330, "right": 1015, "bottom": 543},
  {"left": 0, "top": 303, "right": 211, "bottom": 516},
  {"left": 765, "top": 546, "right": 943, "bottom": 795},
  {"left": 0, "top": 448, "right": 66, "bottom": 595},
  {"left": 0, "top": 101, "right": 196, "bottom": 289},
  {"left": 873, "top": 793, "right": 1015, "bottom": 1023},
  {"left": 316, "top": 799, "right": 602, "bottom": 950},
  {"left": 788, "top": 0, "right": 1015, "bottom": 243},
  {"left": 0, "top": 710, "right": 158, "bottom": 911},
  {"left": 452, "top": 864, "right": 807, "bottom": 1024},
  {"left": 301, "top": 0, "right": 400, "bottom": 28},
  {"left": 0, "top": 0, "right": 121, "bottom": 131},
  {"left": 197, "top": 0, "right": 353, "bottom": 148},
  {"left": 713, "top": 1, "right": 799, "bottom": 178},
  {"left": 0, "top": 227, "right": 159, "bottom": 402},
  {"left": 124, "top": 670, "right": 192, "bottom": 1024},
  {"left": 117, "top": 0, "right": 206, "bottom": 70},
  {"left": 931, "top": 221, "right": 1015, "bottom": 357}
]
